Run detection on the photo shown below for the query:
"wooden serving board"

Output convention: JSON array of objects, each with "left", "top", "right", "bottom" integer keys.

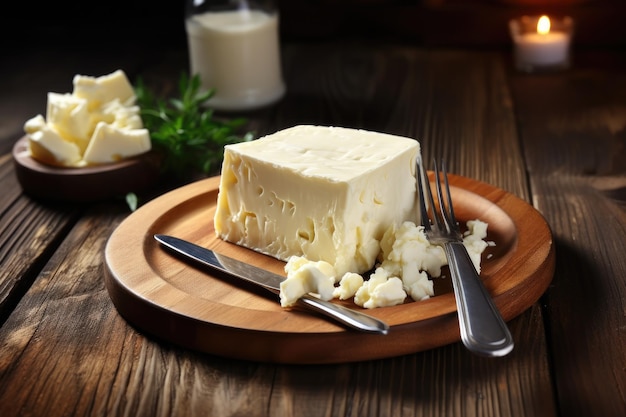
[{"left": 104, "top": 175, "right": 555, "bottom": 364}]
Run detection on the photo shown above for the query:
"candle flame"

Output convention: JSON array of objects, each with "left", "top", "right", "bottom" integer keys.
[{"left": 537, "top": 15, "right": 551, "bottom": 35}]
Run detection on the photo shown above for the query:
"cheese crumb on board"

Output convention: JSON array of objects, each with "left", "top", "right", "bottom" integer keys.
[
  {"left": 333, "top": 273, "right": 364, "bottom": 301},
  {"left": 354, "top": 267, "right": 407, "bottom": 309},
  {"left": 280, "top": 256, "right": 337, "bottom": 307},
  {"left": 23, "top": 69, "right": 151, "bottom": 167},
  {"left": 279, "top": 218, "right": 492, "bottom": 309},
  {"left": 462, "top": 219, "right": 492, "bottom": 274}
]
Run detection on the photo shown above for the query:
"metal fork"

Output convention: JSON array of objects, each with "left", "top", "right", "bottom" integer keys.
[{"left": 417, "top": 157, "right": 514, "bottom": 357}]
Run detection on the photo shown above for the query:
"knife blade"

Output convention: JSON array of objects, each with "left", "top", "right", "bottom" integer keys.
[{"left": 154, "top": 234, "right": 389, "bottom": 334}]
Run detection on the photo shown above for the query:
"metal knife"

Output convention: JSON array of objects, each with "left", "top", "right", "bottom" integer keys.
[{"left": 153, "top": 234, "right": 389, "bottom": 334}]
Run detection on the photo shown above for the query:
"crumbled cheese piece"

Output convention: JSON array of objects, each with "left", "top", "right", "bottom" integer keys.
[
  {"left": 354, "top": 267, "right": 406, "bottom": 309},
  {"left": 377, "top": 221, "right": 441, "bottom": 301},
  {"left": 276, "top": 218, "right": 493, "bottom": 309},
  {"left": 462, "top": 219, "right": 490, "bottom": 273},
  {"left": 333, "top": 272, "right": 364, "bottom": 300},
  {"left": 279, "top": 256, "right": 337, "bottom": 307},
  {"left": 379, "top": 221, "right": 447, "bottom": 278},
  {"left": 403, "top": 270, "right": 433, "bottom": 302}
]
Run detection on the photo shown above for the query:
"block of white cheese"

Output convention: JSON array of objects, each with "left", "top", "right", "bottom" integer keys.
[{"left": 214, "top": 125, "right": 420, "bottom": 276}]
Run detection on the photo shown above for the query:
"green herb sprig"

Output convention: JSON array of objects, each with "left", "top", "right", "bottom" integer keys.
[{"left": 135, "top": 73, "right": 254, "bottom": 180}]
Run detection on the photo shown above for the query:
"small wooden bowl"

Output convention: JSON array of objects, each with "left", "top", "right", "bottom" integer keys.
[{"left": 12, "top": 135, "right": 160, "bottom": 203}]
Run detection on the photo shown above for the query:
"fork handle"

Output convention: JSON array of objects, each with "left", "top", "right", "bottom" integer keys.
[{"left": 444, "top": 241, "right": 514, "bottom": 357}]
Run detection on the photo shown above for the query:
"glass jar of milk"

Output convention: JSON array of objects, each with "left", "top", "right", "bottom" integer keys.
[{"left": 185, "top": 0, "right": 286, "bottom": 111}]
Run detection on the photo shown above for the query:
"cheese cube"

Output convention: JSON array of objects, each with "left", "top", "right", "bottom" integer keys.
[
  {"left": 28, "top": 126, "right": 82, "bottom": 167},
  {"left": 46, "top": 93, "right": 91, "bottom": 152},
  {"left": 24, "top": 114, "right": 47, "bottom": 133},
  {"left": 82, "top": 122, "right": 151, "bottom": 164},
  {"left": 90, "top": 99, "right": 143, "bottom": 131},
  {"left": 214, "top": 125, "right": 419, "bottom": 276},
  {"left": 72, "top": 69, "right": 136, "bottom": 111}
]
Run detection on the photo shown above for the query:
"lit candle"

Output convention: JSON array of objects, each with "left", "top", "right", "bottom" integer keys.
[{"left": 509, "top": 15, "right": 574, "bottom": 72}]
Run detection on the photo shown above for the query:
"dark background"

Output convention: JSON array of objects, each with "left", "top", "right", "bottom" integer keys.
[
  {"left": 4, "top": 0, "right": 625, "bottom": 54},
  {"left": 4, "top": 1, "right": 188, "bottom": 51}
]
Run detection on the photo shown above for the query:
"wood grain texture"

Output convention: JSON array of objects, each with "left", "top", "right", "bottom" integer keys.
[
  {"left": 510, "top": 53, "right": 626, "bottom": 417},
  {"left": 0, "top": 202, "right": 174, "bottom": 417},
  {"left": 0, "top": 153, "right": 82, "bottom": 325},
  {"left": 277, "top": 46, "right": 530, "bottom": 198},
  {"left": 0, "top": 44, "right": 564, "bottom": 416}
]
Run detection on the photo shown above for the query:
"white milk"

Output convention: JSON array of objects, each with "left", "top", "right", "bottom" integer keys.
[{"left": 186, "top": 10, "right": 286, "bottom": 111}]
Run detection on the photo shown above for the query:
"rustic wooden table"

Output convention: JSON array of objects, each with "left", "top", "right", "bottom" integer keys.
[{"left": 0, "top": 39, "right": 624, "bottom": 416}]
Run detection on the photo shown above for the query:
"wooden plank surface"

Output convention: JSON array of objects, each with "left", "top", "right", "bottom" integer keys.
[
  {"left": 510, "top": 53, "right": 626, "bottom": 417},
  {"left": 0, "top": 153, "right": 82, "bottom": 324},
  {"left": 0, "top": 43, "right": 560, "bottom": 416}
]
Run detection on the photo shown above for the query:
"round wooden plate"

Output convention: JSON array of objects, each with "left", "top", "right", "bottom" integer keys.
[
  {"left": 104, "top": 175, "right": 555, "bottom": 364},
  {"left": 12, "top": 136, "right": 159, "bottom": 203}
]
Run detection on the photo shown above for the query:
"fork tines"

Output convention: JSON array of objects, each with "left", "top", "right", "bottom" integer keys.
[{"left": 417, "top": 157, "right": 459, "bottom": 238}]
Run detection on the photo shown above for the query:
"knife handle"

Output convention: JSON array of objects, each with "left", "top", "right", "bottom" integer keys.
[{"left": 298, "top": 294, "right": 389, "bottom": 334}]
